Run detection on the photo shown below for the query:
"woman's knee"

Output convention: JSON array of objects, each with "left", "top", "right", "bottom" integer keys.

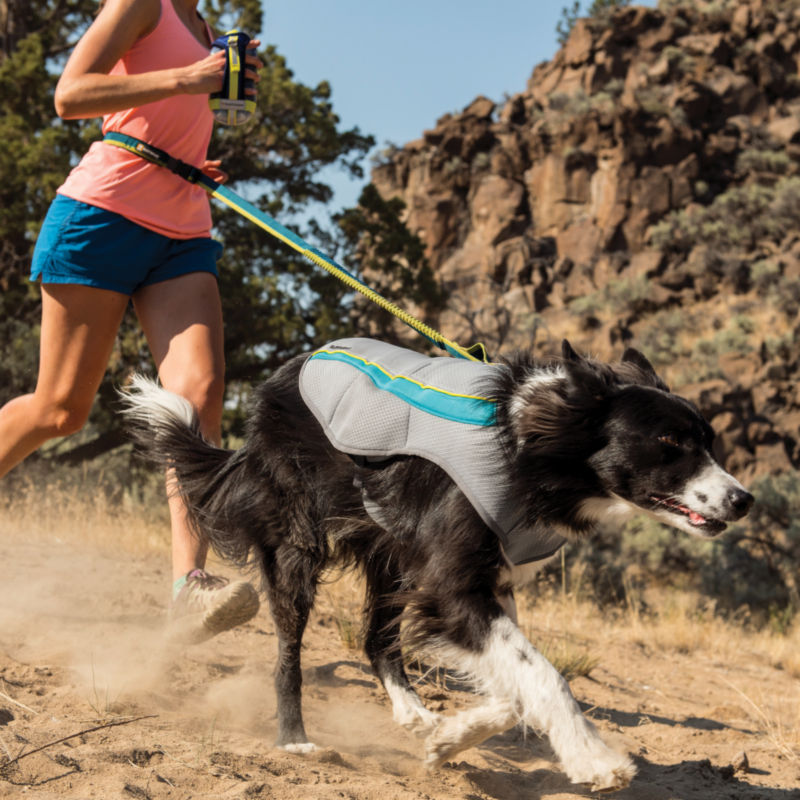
[{"left": 32, "top": 395, "right": 93, "bottom": 437}]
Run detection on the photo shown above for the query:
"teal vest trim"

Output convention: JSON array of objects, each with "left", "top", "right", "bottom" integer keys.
[{"left": 308, "top": 349, "right": 497, "bottom": 427}]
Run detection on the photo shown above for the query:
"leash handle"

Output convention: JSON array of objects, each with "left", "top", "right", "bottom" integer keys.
[
  {"left": 103, "top": 132, "right": 489, "bottom": 363},
  {"left": 209, "top": 30, "right": 257, "bottom": 126}
]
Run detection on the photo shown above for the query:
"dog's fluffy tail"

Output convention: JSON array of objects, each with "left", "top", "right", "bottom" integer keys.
[{"left": 120, "top": 375, "right": 253, "bottom": 565}]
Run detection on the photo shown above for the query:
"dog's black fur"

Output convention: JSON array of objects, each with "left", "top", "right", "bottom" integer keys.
[{"left": 123, "top": 340, "right": 752, "bottom": 787}]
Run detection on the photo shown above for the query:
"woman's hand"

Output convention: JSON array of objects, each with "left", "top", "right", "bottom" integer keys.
[
  {"left": 55, "top": 0, "right": 264, "bottom": 119},
  {"left": 177, "top": 49, "right": 228, "bottom": 95},
  {"left": 244, "top": 39, "right": 263, "bottom": 97},
  {"left": 201, "top": 160, "right": 228, "bottom": 184},
  {"left": 179, "top": 39, "right": 261, "bottom": 98}
]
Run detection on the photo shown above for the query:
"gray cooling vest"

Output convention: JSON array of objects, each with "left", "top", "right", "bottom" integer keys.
[{"left": 299, "top": 338, "right": 566, "bottom": 565}]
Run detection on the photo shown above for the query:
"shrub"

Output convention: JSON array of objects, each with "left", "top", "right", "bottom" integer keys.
[
  {"left": 556, "top": 0, "right": 632, "bottom": 45},
  {"left": 570, "top": 274, "right": 655, "bottom": 319},
  {"left": 751, "top": 258, "right": 782, "bottom": 292},
  {"left": 662, "top": 45, "right": 696, "bottom": 77},
  {"left": 635, "top": 86, "right": 670, "bottom": 118},
  {"left": 701, "top": 472, "right": 800, "bottom": 620},
  {"left": 548, "top": 89, "right": 594, "bottom": 116},
  {"left": 681, "top": 315, "right": 755, "bottom": 380},
  {"left": 636, "top": 309, "right": 692, "bottom": 366},
  {"left": 650, "top": 177, "right": 800, "bottom": 255},
  {"left": 737, "top": 148, "right": 792, "bottom": 176}
]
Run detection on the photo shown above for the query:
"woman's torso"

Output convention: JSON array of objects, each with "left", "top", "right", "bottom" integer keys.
[{"left": 58, "top": 0, "right": 216, "bottom": 239}]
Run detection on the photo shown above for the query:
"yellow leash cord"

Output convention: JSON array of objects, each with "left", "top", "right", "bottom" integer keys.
[{"left": 103, "top": 132, "right": 489, "bottom": 363}]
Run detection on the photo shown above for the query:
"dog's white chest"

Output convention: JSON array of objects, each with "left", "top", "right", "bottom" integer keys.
[{"left": 299, "top": 338, "right": 565, "bottom": 565}]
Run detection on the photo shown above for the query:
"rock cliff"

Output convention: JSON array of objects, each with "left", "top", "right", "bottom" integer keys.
[{"left": 367, "top": 0, "right": 800, "bottom": 481}]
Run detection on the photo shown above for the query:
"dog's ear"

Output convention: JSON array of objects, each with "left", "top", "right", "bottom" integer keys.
[
  {"left": 620, "top": 347, "right": 670, "bottom": 391},
  {"left": 621, "top": 347, "right": 655, "bottom": 374},
  {"left": 560, "top": 339, "right": 611, "bottom": 399},
  {"left": 561, "top": 339, "right": 583, "bottom": 364}
]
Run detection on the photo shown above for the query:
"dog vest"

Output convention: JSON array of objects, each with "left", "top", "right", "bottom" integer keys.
[{"left": 298, "top": 338, "right": 566, "bottom": 565}]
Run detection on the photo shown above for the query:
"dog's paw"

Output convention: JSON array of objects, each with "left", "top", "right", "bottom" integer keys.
[
  {"left": 568, "top": 753, "right": 636, "bottom": 793},
  {"left": 280, "top": 742, "right": 318, "bottom": 755},
  {"left": 395, "top": 706, "right": 441, "bottom": 737},
  {"left": 424, "top": 715, "right": 466, "bottom": 771},
  {"left": 590, "top": 760, "right": 636, "bottom": 793},
  {"left": 424, "top": 735, "right": 455, "bottom": 771}
]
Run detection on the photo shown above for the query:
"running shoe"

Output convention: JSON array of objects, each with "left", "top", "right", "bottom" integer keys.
[{"left": 169, "top": 569, "right": 260, "bottom": 644}]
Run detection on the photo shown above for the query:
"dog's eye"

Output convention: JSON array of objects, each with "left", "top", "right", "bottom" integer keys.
[{"left": 657, "top": 434, "right": 680, "bottom": 448}]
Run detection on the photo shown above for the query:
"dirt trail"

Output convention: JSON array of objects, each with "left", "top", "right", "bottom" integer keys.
[{"left": 0, "top": 524, "right": 798, "bottom": 799}]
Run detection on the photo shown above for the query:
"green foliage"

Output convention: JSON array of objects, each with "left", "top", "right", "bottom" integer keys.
[
  {"left": 664, "top": 315, "right": 754, "bottom": 382},
  {"left": 335, "top": 183, "right": 444, "bottom": 340},
  {"left": 737, "top": 148, "right": 791, "bottom": 176},
  {"left": 661, "top": 45, "right": 696, "bottom": 76},
  {"left": 650, "top": 177, "right": 800, "bottom": 255},
  {"left": 703, "top": 472, "right": 800, "bottom": 618},
  {"left": 749, "top": 257, "right": 800, "bottom": 317},
  {"left": 636, "top": 309, "right": 691, "bottom": 366},
  {"left": 570, "top": 274, "right": 652, "bottom": 318},
  {"left": 0, "top": 5, "right": 101, "bottom": 408},
  {"left": 548, "top": 89, "right": 593, "bottom": 115},
  {"left": 556, "top": 0, "right": 632, "bottom": 45},
  {"left": 199, "top": 0, "right": 262, "bottom": 34},
  {"left": 556, "top": 1, "right": 582, "bottom": 45}
]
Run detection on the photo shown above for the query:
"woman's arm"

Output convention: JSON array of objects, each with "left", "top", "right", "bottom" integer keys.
[{"left": 54, "top": 0, "right": 227, "bottom": 119}]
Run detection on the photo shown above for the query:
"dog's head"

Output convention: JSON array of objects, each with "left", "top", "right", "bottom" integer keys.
[{"left": 509, "top": 340, "right": 753, "bottom": 538}]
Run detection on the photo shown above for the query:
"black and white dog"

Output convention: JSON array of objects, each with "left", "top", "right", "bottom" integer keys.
[{"left": 122, "top": 340, "right": 752, "bottom": 792}]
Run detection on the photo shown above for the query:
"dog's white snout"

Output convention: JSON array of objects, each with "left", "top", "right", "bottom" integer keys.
[{"left": 689, "top": 460, "right": 751, "bottom": 523}]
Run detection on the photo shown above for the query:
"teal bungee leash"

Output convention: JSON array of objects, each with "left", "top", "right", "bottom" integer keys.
[{"left": 103, "top": 131, "right": 489, "bottom": 364}]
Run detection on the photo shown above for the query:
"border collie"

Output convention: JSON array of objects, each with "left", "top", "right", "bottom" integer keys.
[{"left": 122, "top": 340, "right": 752, "bottom": 792}]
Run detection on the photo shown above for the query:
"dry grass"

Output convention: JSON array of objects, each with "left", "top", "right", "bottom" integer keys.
[
  {"left": 0, "top": 477, "right": 169, "bottom": 558},
  {"left": 721, "top": 679, "right": 800, "bottom": 764},
  {"left": 320, "top": 569, "right": 366, "bottom": 651}
]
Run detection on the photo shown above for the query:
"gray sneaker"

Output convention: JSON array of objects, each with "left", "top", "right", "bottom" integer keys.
[{"left": 169, "top": 569, "right": 260, "bottom": 644}]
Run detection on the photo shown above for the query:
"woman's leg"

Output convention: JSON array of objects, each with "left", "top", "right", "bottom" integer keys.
[
  {"left": 0, "top": 284, "right": 129, "bottom": 478},
  {"left": 132, "top": 271, "right": 225, "bottom": 580},
  {"left": 133, "top": 271, "right": 258, "bottom": 642}
]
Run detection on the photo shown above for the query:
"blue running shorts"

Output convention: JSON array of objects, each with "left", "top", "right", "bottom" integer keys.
[{"left": 31, "top": 194, "right": 223, "bottom": 295}]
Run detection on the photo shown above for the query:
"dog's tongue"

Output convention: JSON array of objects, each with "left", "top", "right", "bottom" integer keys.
[{"left": 689, "top": 510, "right": 706, "bottom": 526}]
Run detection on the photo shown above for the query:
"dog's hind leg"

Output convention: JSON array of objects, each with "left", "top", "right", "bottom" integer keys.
[
  {"left": 260, "top": 543, "right": 322, "bottom": 753},
  {"left": 363, "top": 567, "right": 439, "bottom": 736},
  {"left": 425, "top": 613, "right": 635, "bottom": 791}
]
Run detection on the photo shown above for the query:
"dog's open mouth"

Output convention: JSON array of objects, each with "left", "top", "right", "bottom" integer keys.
[{"left": 650, "top": 495, "right": 727, "bottom": 534}]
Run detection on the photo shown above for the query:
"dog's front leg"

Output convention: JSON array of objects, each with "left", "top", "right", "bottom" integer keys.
[{"left": 426, "top": 615, "right": 635, "bottom": 792}]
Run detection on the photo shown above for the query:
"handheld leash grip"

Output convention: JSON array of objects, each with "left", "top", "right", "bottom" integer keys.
[{"left": 209, "top": 29, "right": 256, "bottom": 125}]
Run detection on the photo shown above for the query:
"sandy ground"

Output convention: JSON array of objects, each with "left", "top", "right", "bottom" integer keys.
[{"left": 0, "top": 520, "right": 798, "bottom": 800}]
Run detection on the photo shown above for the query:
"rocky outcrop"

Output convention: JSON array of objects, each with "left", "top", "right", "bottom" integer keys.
[{"left": 365, "top": 0, "right": 800, "bottom": 481}]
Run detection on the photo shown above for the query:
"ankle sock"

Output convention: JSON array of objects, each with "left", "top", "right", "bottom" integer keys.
[{"left": 172, "top": 573, "right": 189, "bottom": 601}]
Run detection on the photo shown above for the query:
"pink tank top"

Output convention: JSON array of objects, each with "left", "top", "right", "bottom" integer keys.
[{"left": 58, "top": 0, "right": 215, "bottom": 239}]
